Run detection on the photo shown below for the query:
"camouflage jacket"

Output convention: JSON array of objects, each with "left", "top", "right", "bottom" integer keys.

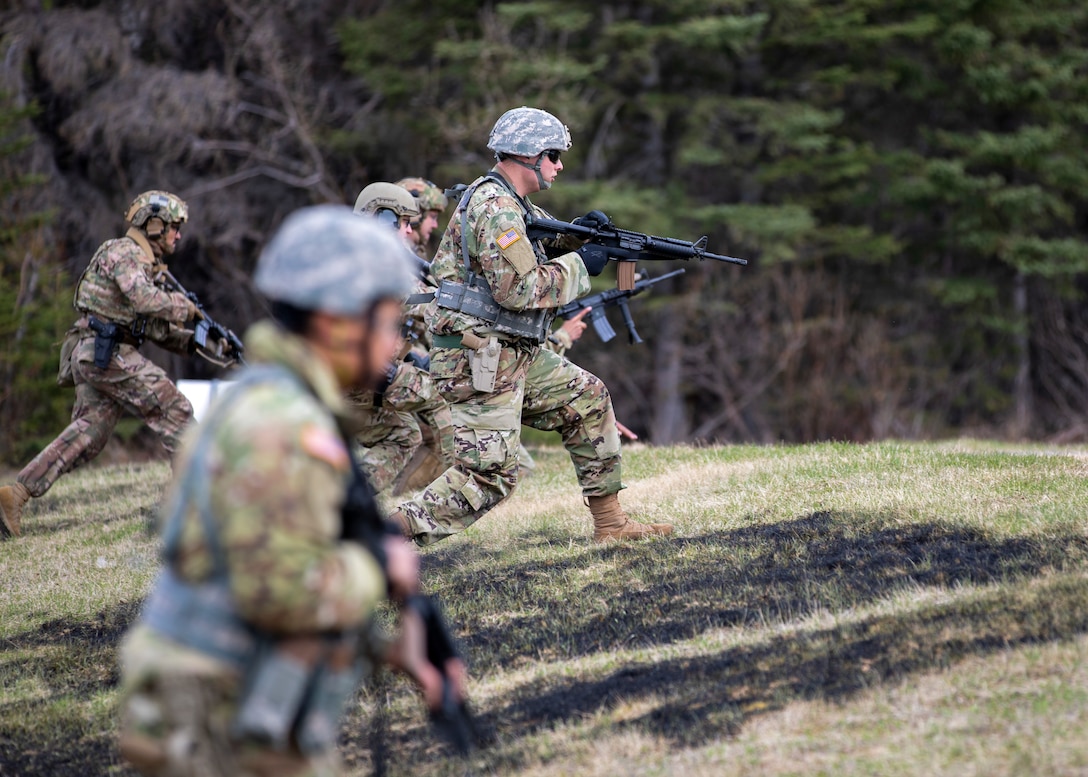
[
  {"left": 74, "top": 228, "right": 194, "bottom": 351},
  {"left": 164, "top": 319, "right": 387, "bottom": 634},
  {"left": 403, "top": 274, "right": 435, "bottom": 350},
  {"left": 426, "top": 169, "right": 590, "bottom": 337}
]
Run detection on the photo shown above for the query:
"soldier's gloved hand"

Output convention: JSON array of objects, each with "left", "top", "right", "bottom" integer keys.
[
  {"left": 577, "top": 244, "right": 610, "bottom": 276},
  {"left": 572, "top": 209, "right": 611, "bottom": 230},
  {"left": 183, "top": 297, "right": 202, "bottom": 323},
  {"left": 405, "top": 350, "right": 430, "bottom": 371}
]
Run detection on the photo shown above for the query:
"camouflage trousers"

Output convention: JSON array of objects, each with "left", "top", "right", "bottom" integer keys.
[
  {"left": 398, "top": 340, "right": 623, "bottom": 545},
  {"left": 17, "top": 337, "right": 193, "bottom": 498},
  {"left": 118, "top": 626, "right": 342, "bottom": 777},
  {"left": 350, "top": 361, "right": 454, "bottom": 493}
]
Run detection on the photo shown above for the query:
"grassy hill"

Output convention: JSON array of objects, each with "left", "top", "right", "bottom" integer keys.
[{"left": 2, "top": 440, "right": 1088, "bottom": 776}]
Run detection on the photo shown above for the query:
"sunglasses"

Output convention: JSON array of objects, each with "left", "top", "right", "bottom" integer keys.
[{"left": 544, "top": 149, "right": 562, "bottom": 164}]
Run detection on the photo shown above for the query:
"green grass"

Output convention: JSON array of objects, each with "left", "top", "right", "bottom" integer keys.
[{"left": 3, "top": 441, "right": 1088, "bottom": 775}]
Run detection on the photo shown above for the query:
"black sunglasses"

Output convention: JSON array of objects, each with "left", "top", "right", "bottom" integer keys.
[{"left": 544, "top": 149, "right": 562, "bottom": 163}]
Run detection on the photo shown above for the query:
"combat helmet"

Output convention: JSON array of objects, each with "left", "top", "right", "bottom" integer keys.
[
  {"left": 394, "top": 177, "right": 448, "bottom": 213},
  {"left": 125, "top": 190, "right": 188, "bottom": 238},
  {"left": 255, "top": 205, "right": 414, "bottom": 316},
  {"left": 487, "top": 106, "right": 572, "bottom": 158},
  {"left": 353, "top": 182, "right": 420, "bottom": 229}
]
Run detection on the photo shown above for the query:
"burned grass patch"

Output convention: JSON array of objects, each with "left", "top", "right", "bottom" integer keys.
[
  {"left": 485, "top": 573, "right": 1088, "bottom": 750},
  {"left": 0, "top": 601, "right": 141, "bottom": 777},
  {"left": 355, "top": 510, "right": 1088, "bottom": 771},
  {"left": 424, "top": 511, "right": 1088, "bottom": 673}
]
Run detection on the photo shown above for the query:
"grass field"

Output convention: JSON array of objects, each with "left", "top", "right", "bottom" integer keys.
[{"left": 2, "top": 440, "right": 1088, "bottom": 776}]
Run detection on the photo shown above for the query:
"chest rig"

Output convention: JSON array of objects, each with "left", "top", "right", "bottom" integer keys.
[{"left": 433, "top": 172, "right": 554, "bottom": 343}]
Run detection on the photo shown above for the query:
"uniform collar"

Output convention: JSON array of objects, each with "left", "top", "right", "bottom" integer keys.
[
  {"left": 241, "top": 320, "right": 354, "bottom": 427},
  {"left": 125, "top": 228, "right": 159, "bottom": 263}
]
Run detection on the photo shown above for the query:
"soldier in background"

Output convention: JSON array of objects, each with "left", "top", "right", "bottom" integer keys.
[
  {"left": 386, "top": 177, "right": 451, "bottom": 494},
  {"left": 389, "top": 106, "right": 672, "bottom": 545},
  {"left": 0, "top": 190, "right": 206, "bottom": 539},
  {"left": 116, "top": 206, "right": 461, "bottom": 777},
  {"left": 394, "top": 177, "right": 448, "bottom": 260},
  {"left": 349, "top": 183, "right": 455, "bottom": 492}
]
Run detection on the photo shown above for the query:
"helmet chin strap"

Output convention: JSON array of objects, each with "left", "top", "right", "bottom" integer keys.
[{"left": 507, "top": 153, "right": 551, "bottom": 190}]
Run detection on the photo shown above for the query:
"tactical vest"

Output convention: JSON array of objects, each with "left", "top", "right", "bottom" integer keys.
[
  {"left": 73, "top": 229, "right": 156, "bottom": 339},
  {"left": 433, "top": 173, "right": 554, "bottom": 342},
  {"left": 139, "top": 364, "right": 369, "bottom": 753}
]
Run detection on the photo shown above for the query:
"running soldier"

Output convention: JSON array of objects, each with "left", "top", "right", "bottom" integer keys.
[
  {"left": 349, "top": 183, "right": 455, "bottom": 492},
  {"left": 389, "top": 106, "right": 672, "bottom": 545},
  {"left": 0, "top": 190, "right": 218, "bottom": 539}
]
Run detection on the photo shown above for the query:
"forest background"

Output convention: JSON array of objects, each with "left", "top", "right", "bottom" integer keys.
[{"left": 2, "top": 0, "right": 1087, "bottom": 465}]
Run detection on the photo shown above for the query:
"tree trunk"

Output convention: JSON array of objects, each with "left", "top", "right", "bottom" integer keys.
[
  {"left": 650, "top": 310, "right": 688, "bottom": 444},
  {"left": 1012, "top": 270, "right": 1033, "bottom": 438}
]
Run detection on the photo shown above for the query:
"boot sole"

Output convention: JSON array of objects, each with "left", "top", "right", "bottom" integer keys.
[{"left": 592, "top": 530, "right": 672, "bottom": 543}]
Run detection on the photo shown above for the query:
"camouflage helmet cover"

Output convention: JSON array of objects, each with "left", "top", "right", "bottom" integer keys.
[
  {"left": 487, "top": 106, "right": 572, "bottom": 157},
  {"left": 394, "top": 177, "right": 448, "bottom": 213},
  {"left": 352, "top": 182, "right": 421, "bottom": 219},
  {"left": 255, "top": 204, "right": 414, "bottom": 315},
  {"left": 125, "top": 190, "right": 188, "bottom": 232}
]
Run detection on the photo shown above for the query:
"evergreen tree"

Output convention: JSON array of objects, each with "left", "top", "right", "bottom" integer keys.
[{"left": 0, "top": 91, "right": 67, "bottom": 463}]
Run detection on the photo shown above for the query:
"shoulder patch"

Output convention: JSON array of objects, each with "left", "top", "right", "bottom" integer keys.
[
  {"left": 495, "top": 228, "right": 539, "bottom": 276},
  {"left": 496, "top": 229, "right": 521, "bottom": 250},
  {"left": 300, "top": 424, "right": 349, "bottom": 471}
]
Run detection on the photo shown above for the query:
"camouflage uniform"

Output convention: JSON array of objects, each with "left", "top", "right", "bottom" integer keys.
[
  {"left": 11, "top": 217, "right": 194, "bottom": 500},
  {"left": 393, "top": 165, "right": 629, "bottom": 544},
  {"left": 117, "top": 207, "right": 415, "bottom": 777},
  {"left": 513, "top": 325, "right": 575, "bottom": 478},
  {"left": 348, "top": 184, "right": 455, "bottom": 493},
  {"left": 118, "top": 322, "right": 387, "bottom": 777},
  {"left": 349, "top": 353, "right": 456, "bottom": 494}
]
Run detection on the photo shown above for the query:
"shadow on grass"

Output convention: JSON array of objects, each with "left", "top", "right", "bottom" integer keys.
[
  {"left": 0, "top": 601, "right": 141, "bottom": 776},
  {"left": 384, "top": 510, "right": 1088, "bottom": 770},
  {"left": 5, "top": 511, "right": 1088, "bottom": 776},
  {"left": 18, "top": 498, "right": 157, "bottom": 537},
  {"left": 424, "top": 511, "right": 1088, "bottom": 673}
]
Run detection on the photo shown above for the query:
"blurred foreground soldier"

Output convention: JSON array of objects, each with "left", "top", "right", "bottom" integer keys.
[
  {"left": 390, "top": 106, "right": 672, "bottom": 545},
  {"left": 350, "top": 183, "right": 455, "bottom": 492},
  {"left": 117, "top": 206, "right": 466, "bottom": 777},
  {"left": 0, "top": 190, "right": 204, "bottom": 539},
  {"left": 395, "top": 177, "right": 449, "bottom": 260}
]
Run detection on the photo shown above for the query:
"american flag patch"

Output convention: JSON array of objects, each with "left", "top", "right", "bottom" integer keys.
[
  {"left": 300, "top": 424, "right": 349, "bottom": 471},
  {"left": 496, "top": 229, "right": 521, "bottom": 250}
]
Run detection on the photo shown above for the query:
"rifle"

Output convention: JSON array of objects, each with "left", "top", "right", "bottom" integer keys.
[
  {"left": 339, "top": 456, "right": 484, "bottom": 761},
  {"left": 157, "top": 269, "right": 247, "bottom": 367},
  {"left": 556, "top": 268, "right": 685, "bottom": 345},
  {"left": 526, "top": 214, "right": 746, "bottom": 291}
]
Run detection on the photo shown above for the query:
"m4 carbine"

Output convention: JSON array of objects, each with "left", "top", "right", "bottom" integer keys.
[
  {"left": 157, "top": 269, "right": 246, "bottom": 367},
  {"left": 556, "top": 268, "right": 685, "bottom": 345},
  {"left": 526, "top": 213, "right": 746, "bottom": 290}
]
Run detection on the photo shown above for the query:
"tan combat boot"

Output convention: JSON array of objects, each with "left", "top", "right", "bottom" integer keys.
[
  {"left": 587, "top": 493, "right": 673, "bottom": 543},
  {"left": 0, "top": 482, "right": 31, "bottom": 539}
]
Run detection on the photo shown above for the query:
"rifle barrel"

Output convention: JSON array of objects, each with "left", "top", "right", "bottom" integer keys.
[{"left": 528, "top": 216, "right": 747, "bottom": 265}]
